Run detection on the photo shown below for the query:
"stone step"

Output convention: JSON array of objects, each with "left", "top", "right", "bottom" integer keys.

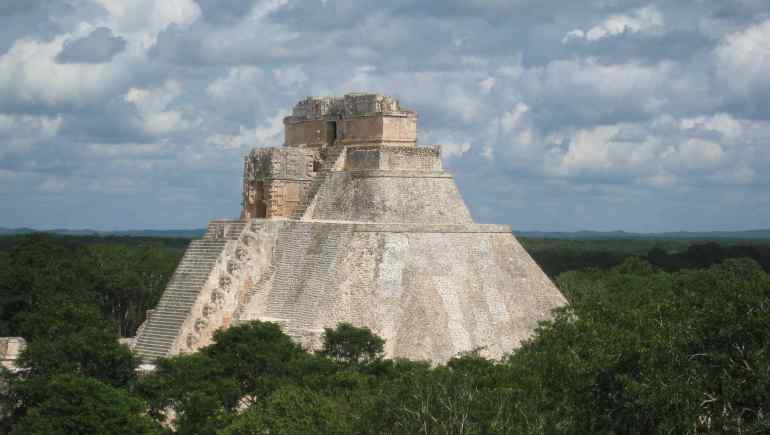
[
  {"left": 134, "top": 221, "right": 236, "bottom": 362},
  {"left": 138, "top": 325, "right": 179, "bottom": 335},
  {"left": 157, "top": 293, "right": 199, "bottom": 300},
  {"left": 137, "top": 332, "right": 179, "bottom": 342},
  {"left": 155, "top": 304, "right": 196, "bottom": 312},
  {"left": 191, "top": 240, "right": 229, "bottom": 244},
  {"left": 147, "top": 311, "right": 190, "bottom": 320},
  {"left": 137, "top": 348, "right": 167, "bottom": 355},
  {"left": 181, "top": 250, "right": 226, "bottom": 256},
  {"left": 154, "top": 304, "right": 196, "bottom": 312},
  {"left": 289, "top": 145, "right": 346, "bottom": 220},
  {"left": 136, "top": 338, "right": 172, "bottom": 348},
  {"left": 136, "top": 338, "right": 174, "bottom": 348},
  {"left": 138, "top": 326, "right": 181, "bottom": 336},
  {"left": 136, "top": 339, "right": 178, "bottom": 349},
  {"left": 155, "top": 304, "right": 196, "bottom": 313},
  {"left": 137, "top": 351, "right": 167, "bottom": 360},
  {"left": 136, "top": 346, "right": 170, "bottom": 357},
  {"left": 158, "top": 293, "right": 200, "bottom": 301},
  {"left": 157, "top": 296, "right": 198, "bottom": 303},
  {"left": 144, "top": 318, "right": 185, "bottom": 328}
]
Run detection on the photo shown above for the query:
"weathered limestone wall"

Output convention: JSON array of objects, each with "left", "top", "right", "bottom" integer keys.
[
  {"left": 284, "top": 118, "right": 336, "bottom": 148},
  {"left": 307, "top": 172, "right": 473, "bottom": 224},
  {"left": 173, "top": 220, "right": 282, "bottom": 354},
  {"left": 337, "top": 114, "right": 417, "bottom": 146},
  {"left": 313, "top": 227, "right": 565, "bottom": 361},
  {"left": 345, "top": 146, "right": 442, "bottom": 172},
  {"left": 289, "top": 94, "right": 402, "bottom": 119},
  {"left": 283, "top": 93, "right": 417, "bottom": 148},
  {"left": 232, "top": 221, "right": 566, "bottom": 362},
  {"left": 242, "top": 148, "right": 318, "bottom": 219}
]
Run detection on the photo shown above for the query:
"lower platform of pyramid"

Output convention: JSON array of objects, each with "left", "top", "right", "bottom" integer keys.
[{"left": 133, "top": 147, "right": 567, "bottom": 364}]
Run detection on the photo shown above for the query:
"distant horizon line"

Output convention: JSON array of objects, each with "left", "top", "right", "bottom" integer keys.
[{"left": 2, "top": 225, "right": 770, "bottom": 239}]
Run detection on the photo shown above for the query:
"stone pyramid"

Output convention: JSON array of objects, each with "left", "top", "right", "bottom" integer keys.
[{"left": 133, "top": 93, "right": 566, "bottom": 364}]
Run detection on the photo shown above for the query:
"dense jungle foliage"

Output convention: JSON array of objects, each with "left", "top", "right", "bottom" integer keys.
[{"left": 1, "top": 233, "right": 769, "bottom": 434}]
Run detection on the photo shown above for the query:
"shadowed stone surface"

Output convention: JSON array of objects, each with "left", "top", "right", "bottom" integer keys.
[{"left": 132, "top": 93, "right": 567, "bottom": 363}]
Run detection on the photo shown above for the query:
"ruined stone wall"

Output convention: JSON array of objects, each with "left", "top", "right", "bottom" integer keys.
[
  {"left": 290, "top": 94, "right": 402, "bottom": 119},
  {"left": 340, "top": 93, "right": 400, "bottom": 115},
  {"left": 242, "top": 148, "right": 318, "bottom": 219},
  {"left": 284, "top": 119, "right": 336, "bottom": 148},
  {"left": 337, "top": 114, "right": 417, "bottom": 146},
  {"left": 345, "top": 146, "right": 442, "bottom": 171},
  {"left": 283, "top": 93, "right": 417, "bottom": 148}
]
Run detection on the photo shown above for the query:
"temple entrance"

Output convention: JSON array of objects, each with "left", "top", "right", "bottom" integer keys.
[{"left": 254, "top": 182, "right": 267, "bottom": 218}]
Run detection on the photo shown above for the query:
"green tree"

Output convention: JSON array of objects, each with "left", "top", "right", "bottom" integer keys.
[
  {"left": 0, "top": 234, "right": 95, "bottom": 336},
  {"left": 81, "top": 242, "right": 178, "bottom": 337},
  {"left": 319, "top": 322, "right": 385, "bottom": 365},
  {"left": 222, "top": 385, "right": 350, "bottom": 435},
  {"left": 136, "top": 321, "right": 306, "bottom": 434},
  {"left": 136, "top": 353, "right": 241, "bottom": 435},
  {"left": 15, "top": 302, "right": 136, "bottom": 388},
  {"left": 10, "top": 374, "right": 161, "bottom": 435},
  {"left": 203, "top": 321, "right": 305, "bottom": 402},
  {"left": 506, "top": 258, "right": 770, "bottom": 434}
]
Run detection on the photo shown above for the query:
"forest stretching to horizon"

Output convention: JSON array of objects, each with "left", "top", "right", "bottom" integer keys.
[{"left": 1, "top": 233, "right": 769, "bottom": 434}]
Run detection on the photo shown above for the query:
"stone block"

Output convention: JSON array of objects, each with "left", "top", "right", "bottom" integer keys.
[{"left": 0, "top": 337, "right": 26, "bottom": 371}]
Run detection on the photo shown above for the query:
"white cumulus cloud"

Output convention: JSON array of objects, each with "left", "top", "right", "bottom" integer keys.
[
  {"left": 124, "top": 80, "right": 191, "bottom": 137},
  {"left": 714, "top": 19, "right": 770, "bottom": 98},
  {"left": 563, "top": 5, "right": 664, "bottom": 43}
]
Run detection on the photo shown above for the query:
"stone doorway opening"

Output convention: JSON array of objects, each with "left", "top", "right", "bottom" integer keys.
[{"left": 254, "top": 181, "right": 267, "bottom": 218}]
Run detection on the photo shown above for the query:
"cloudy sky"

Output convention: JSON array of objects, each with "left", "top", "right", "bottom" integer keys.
[{"left": 1, "top": 0, "right": 769, "bottom": 232}]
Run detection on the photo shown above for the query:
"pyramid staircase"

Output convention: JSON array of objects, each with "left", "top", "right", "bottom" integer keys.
[
  {"left": 290, "top": 144, "right": 347, "bottom": 220},
  {"left": 267, "top": 225, "right": 351, "bottom": 331},
  {"left": 133, "top": 220, "right": 247, "bottom": 363}
]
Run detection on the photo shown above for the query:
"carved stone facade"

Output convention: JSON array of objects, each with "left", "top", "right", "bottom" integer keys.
[
  {"left": 241, "top": 147, "right": 318, "bottom": 219},
  {"left": 284, "top": 93, "right": 417, "bottom": 149},
  {"left": 133, "top": 93, "right": 567, "bottom": 365}
]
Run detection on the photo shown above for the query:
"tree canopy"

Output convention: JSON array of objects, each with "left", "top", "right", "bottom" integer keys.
[{"left": 2, "top": 234, "right": 770, "bottom": 434}]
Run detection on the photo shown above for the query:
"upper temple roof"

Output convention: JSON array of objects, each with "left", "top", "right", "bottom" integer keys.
[
  {"left": 283, "top": 93, "right": 418, "bottom": 148},
  {"left": 289, "top": 93, "right": 415, "bottom": 120}
]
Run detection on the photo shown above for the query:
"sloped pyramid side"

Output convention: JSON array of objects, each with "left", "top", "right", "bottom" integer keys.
[
  {"left": 234, "top": 222, "right": 566, "bottom": 362},
  {"left": 228, "top": 152, "right": 567, "bottom": 361},
  {"left": 134, "top": 150, "right": 567, "bottom": 363}
]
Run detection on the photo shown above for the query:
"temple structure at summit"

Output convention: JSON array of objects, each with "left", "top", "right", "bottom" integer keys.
[{"left": 132, "top": 93, "right": 566, "bottom": 363}]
